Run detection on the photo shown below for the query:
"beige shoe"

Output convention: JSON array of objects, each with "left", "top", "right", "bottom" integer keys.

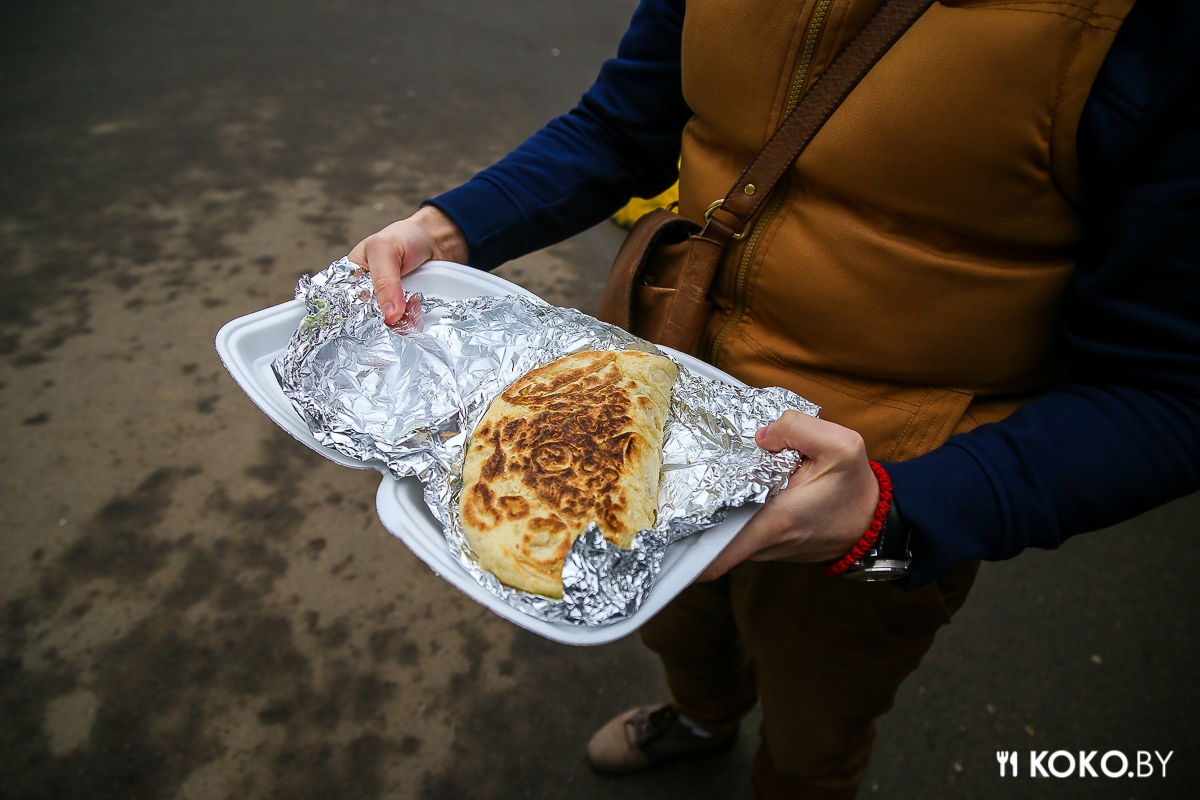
[{"left": 586, "top": 704, "right": 738, "bottom": 774}]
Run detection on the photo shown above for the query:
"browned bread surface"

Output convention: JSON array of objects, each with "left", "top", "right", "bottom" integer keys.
[{"left": 460, "top": 350, "right": 677, "bottom": 597}]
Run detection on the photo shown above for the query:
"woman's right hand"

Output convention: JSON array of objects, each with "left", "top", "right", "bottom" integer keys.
[{"left": 347, "top": 205, "right": 468, "bottom": 326}]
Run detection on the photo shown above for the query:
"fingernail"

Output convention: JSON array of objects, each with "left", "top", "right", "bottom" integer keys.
[{"left": 381, "top": 301, "right": 395, "bottom": 318}]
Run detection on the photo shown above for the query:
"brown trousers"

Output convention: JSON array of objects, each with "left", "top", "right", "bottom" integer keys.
[{"left": 639, "top": 559, "right": 979, "bottom": 799}]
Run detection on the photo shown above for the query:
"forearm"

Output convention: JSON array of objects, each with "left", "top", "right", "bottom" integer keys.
[
  {"left": 427, "top": 0, "right": 690, "bottom": 270},
  {"left": 887, "top": 385, "right": 1200, "bottom": 589}
]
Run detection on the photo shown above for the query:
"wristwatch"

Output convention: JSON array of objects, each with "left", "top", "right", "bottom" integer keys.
[{"left": 842, "top": 500, "right": 913, "bottom": 581}]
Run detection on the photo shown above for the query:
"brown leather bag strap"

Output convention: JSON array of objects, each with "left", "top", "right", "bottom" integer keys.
[{"left": 704, "top": 0, "right": 935, "bottom": 240}]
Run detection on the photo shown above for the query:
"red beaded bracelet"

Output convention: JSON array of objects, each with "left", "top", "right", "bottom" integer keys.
[{"left": 821, "top": 461, "right": 893, "bottom": 577}]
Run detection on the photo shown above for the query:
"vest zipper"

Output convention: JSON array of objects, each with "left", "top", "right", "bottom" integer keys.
[{"left": 709, "top": 0, "right": 832, "bottom": 365}]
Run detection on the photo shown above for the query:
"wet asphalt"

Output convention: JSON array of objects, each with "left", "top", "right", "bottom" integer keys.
[{"left": 1, "top": 1, "right": 1197, "bottom": 798}]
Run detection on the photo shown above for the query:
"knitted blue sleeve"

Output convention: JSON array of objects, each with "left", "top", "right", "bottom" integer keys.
[{"left": 426, "top": 0, "right": 689, "bottom": 270}]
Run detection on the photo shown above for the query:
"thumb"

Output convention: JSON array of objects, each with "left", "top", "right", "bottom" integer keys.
[
  {"left": 756, "top": 410, "right": 854, "bottom": 460},
  {"left": 363, "top": 234, "right": 410, "bottom": 325}
]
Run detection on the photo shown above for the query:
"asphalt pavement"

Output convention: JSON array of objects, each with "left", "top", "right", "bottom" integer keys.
[{"left": 1, "top": 1, "right": 1196, "bottom": 798}]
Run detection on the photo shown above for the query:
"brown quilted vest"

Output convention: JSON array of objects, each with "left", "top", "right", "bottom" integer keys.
[{"left": 677, "top": 0, "right": 1134, "bottom": 461}]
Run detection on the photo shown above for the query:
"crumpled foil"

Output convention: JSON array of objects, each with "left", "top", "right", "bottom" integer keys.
[{"left": 274, "top": 257, "right": 819, "bottom": 625}]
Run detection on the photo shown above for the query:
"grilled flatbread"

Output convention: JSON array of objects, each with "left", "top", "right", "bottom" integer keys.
[{"left": 460, "top": 350, "right": 678, "bottom": 597}]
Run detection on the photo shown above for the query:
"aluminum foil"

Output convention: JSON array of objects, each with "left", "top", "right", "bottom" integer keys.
[{"left": 274, "top": 257, "right": 819, "bottom": 625}]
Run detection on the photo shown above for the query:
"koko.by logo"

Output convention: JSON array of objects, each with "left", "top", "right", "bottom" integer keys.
[{"left": 996, "top": 750, "right": 1173, "bottom": 778}]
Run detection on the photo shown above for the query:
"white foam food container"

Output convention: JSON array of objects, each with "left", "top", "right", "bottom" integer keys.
[{"left": 215, "top": 261, "right": 757, "bottom": 646}]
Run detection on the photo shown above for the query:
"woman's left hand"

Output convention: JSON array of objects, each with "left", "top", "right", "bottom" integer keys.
[{"left": 697, "top": 410, "right": 880, "bottom": 581}]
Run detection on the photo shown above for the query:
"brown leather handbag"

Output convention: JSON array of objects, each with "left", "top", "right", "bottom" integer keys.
[{"left": 596, "top": 0, "right": 934, "bottom": 356}]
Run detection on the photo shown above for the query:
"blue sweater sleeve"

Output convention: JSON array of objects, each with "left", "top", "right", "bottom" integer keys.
[
  {"left": 427, "top": 0, "right": 690, "bottom": 270},
  {"left": 888, "top": 1, "right": 1200, "bottom": 588}
]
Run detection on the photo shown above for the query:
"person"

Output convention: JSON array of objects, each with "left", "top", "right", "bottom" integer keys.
[{"left": 348, "top": 0, "right": 1200, "bottom": 796}]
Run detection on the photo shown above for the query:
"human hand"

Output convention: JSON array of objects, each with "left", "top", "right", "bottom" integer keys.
[
  {"left": 347, "top": 205, "right": 468, "bottom": 326},
  {"left": 697, "top": 410, "right": 879, "bottom": 581}
]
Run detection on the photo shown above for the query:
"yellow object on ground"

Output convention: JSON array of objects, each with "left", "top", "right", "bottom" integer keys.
[{"left": 611, "top": 181, "right": 680, "bottom": 228}]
